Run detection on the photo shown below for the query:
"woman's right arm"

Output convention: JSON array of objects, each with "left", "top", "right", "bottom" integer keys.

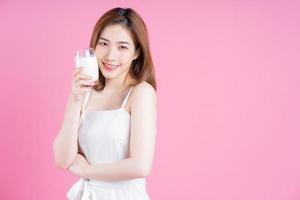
[
  {"left": 53, "top": 95, "right": 82, "bottom": 169},
  {"left": 53, "top": 67, "right": 95, "bottom": 169}
]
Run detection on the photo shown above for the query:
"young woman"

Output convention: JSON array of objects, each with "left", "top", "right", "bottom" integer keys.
[{"left": 53, "top": 7, "right": 157, "bottom": 200}]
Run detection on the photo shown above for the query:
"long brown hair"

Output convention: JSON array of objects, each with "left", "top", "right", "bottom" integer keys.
[{"left": 89, "top": 7, "right": 157, "bottom": 91}]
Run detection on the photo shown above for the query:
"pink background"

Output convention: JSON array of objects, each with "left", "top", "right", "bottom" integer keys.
[{"left": 1, "top": 0, "right": 299, "bottom": 199}]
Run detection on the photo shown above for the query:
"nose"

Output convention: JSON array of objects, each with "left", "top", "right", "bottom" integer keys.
[{"left": 105, "top": 47, "right": 117, "bottom": 62}]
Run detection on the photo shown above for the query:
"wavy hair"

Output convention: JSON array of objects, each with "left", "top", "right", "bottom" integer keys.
[{"left": 89, "top": 7, "right": 157, "bottom": 91}]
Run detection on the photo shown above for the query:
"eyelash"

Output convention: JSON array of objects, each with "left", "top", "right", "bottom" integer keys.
[
  {"left": 119, "top": 46, "right": 128, "bottom": 50},
  {"left": 98, "top": 42, "right": 128, "bottom": 51},
  {"left": 98, "top": 42, "right": 107, "bottom": 46}
]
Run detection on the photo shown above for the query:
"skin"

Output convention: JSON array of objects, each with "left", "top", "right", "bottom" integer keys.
[
  {"left": 96, "top": 24, "right": 139, "bottom": 90},
  {"left": 67, "top": 25, "right": 157, "bottom": 181}
]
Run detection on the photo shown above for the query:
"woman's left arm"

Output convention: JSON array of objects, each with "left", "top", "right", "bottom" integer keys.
[{"left": 68, "top": 82, "right": 157, "bottom": 181}]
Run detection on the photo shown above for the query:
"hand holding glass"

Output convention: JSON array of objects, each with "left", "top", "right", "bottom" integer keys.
[{"left": 74, "top": 48, "right": 99, "bottom": 82}]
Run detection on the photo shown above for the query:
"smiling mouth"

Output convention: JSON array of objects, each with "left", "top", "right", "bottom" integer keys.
[{"left": 102, "top": 62, "right": 120, "bottom": 71}]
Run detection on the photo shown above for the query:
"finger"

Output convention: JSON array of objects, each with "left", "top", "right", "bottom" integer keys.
[
  {"left": 72, "top": 67, "right": 84, "bottom": 77},
  {"left": 81, "top": 80, "right": 96, "bottom": 86},
  {"left": 73, "top": 67, "right": 82, "bottom": 76},
  {"left": 76, "top": 73, "right": 93, "bottom": 80},
  {"left": 76, "top": 80, "right": 95, "bottom": 87},
  {"left": 73, "top": 76, "right": 93, "bottom": 85}
]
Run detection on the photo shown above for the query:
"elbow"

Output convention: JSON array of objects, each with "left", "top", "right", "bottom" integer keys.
[
  {"left": 53, "top": 150, "right": 75, "bottom": 170},
  {"left": 54, "top": 158, "right": 72, "bottom": 170},
  {"left": 52, "top": 144, "right": 74, "bottom": 170}
]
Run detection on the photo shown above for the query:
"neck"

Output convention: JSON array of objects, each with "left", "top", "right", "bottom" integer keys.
[{"left": 104, "top": 74, "right": 133, "bottom": 92}]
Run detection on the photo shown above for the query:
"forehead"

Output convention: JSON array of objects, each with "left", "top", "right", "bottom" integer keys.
[{"left": 99, "top": 24, "right": 134, "bottom": 44}]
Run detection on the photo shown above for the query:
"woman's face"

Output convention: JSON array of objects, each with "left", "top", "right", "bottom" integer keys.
[{"left": 95, "top": 24, "right": 139, "bottom": 80}]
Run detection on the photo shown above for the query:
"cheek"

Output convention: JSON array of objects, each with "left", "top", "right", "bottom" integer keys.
[
  {"left": 95, "top": 49, "right": 104, "bottom": 58},
  {"left": 94, "top": 46, "right": 108, "bottom": 57},
  {"left": 120, "top": 52, "right": 135, "bottom": 64}
]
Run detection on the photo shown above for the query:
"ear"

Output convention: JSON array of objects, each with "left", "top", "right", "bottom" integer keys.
[{"left": 133, "top": 47, "right": 140, "bottom": 60}]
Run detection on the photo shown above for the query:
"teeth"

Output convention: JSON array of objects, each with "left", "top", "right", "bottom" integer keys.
[{"left": 104, "top": 63, "right": 119, "bottom": 69}]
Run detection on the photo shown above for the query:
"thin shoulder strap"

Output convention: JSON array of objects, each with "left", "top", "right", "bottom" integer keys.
[
  {"left": 79, "top": 89, "right": 92, "bottom": 123},
  {"left": 121, "top": 87, "right": 133, "bottom": 108},
  {"left": 82, "top": 89, "right": 92, "bottom": 112}
]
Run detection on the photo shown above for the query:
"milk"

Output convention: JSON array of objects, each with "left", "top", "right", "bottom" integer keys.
[{"left": 74, "top": 56, "right": 99, "bottom": 81}]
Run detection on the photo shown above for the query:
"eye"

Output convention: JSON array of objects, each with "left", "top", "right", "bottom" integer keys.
[
  {"left": 98, "top": 42, "right": 107, "bottom": 46},
  {"left": 119, "top": 46, "right": 128, "bottom": 51}
]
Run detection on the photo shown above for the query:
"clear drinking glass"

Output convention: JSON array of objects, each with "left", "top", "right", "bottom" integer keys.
[{"left": 74, "top": 48, "right": 99, "bottom": 81}]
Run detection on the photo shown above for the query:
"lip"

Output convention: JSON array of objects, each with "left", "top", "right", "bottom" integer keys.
[{"left": 102, "top": 62, "right": 120, "bottom": 71}]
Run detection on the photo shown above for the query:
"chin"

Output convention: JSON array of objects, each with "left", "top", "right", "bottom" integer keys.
[
  {"left": 102, "top": 74, "right": 117, "bottom": 79},
  {"left": 100, "top": 70, "right": 120, "bottom": 79},
  {"left": 100, "top": 66, "right": 130, "bottom": 80}
]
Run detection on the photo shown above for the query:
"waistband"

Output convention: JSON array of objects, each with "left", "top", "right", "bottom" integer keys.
[
  {"left": 66, "top": 178, "right": 146, "bottom": 200},
  {"left": 88, "top": 178, "right": 146, "bottom": 189}
]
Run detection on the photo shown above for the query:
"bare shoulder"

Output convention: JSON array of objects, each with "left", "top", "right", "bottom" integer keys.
[
  {"left": 132, "top": 81, "right": 156, "bottom": 97},
  {"left": 129, "top": 81, "right": 157, "bottom": 111}
]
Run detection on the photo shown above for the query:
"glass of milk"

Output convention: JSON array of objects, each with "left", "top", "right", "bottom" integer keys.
[{"left": 74, "top": 48, "right": 99, "bottom": 81}]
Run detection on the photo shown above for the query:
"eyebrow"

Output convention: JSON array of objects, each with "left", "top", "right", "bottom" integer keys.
[{"left": 99, "top": 37, "right": 131, "bottom": 45}]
